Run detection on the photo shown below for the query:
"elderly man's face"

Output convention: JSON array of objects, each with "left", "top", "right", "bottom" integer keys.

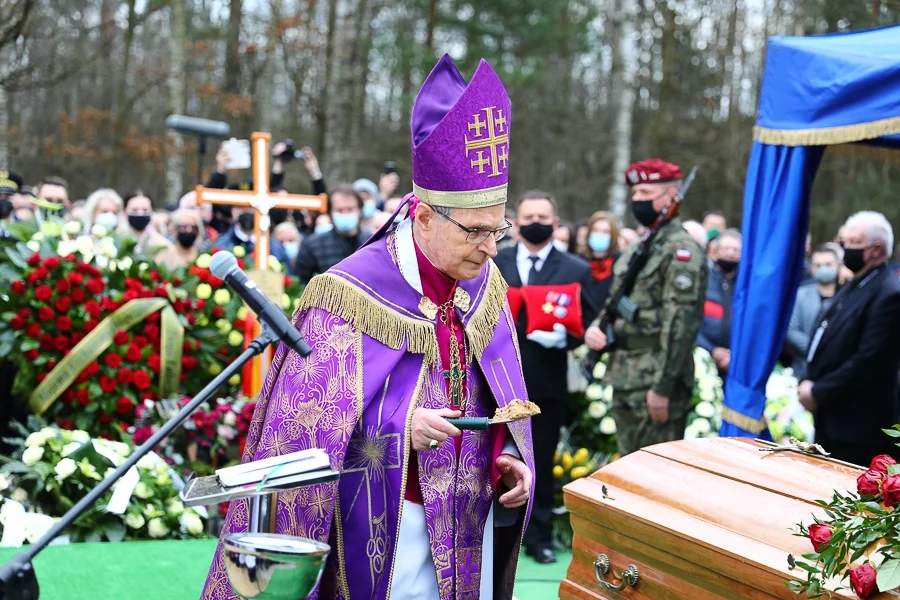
[
  {"left": 717, "top": 236, "right": 741, "bottom": 262},
  {"left": 419, "top": 203, "right": 506, "bottom": 280},
  {"left": 842, "top": 223, "right": 869, "bottom": 250}
]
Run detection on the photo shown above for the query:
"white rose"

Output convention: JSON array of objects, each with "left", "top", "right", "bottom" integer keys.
[
  {"left": 63, "top": 221, "right": 82, "bottom": 235},
  {"left": 54, "top": 457, "right": 77, "bottom": 482},
  {"left": 684, "top": 424, "right": 699, "bottom": 439},
  {"left": 588, "top": 401, "right": 607, "bottom": 420},
  {"left": 24, "top": 432, "right": 48, "bottom": 448},
  {"left": 223, "top": 412, "right": 237, "bottom": 427},
  {"left": 31, "top": 232, "right": 44, "bottom": 242},
  {"left": 124, "top": 513, "right": 146, "bottom": 529},
  {"left": 23, "top": 513, "right": 56, "bottom": 543},
  {"left": 118, "top": 256, "right": 133, "bottom": 271},
  {"left": 694, "top": 401, "right": 716, "bottom": 419},
  {"left": 26, "top": 241, "right": 40, "bottom": 252},
  {"left": 692, "top": 418, "right": 712, "bottom": 435},
  {"left": 113, "top": 442, "right": 131, "bottom": 457},
  {"left": 91, "top": 224, "right": 108, "bottom": 237},
  {"left": 167, "top": 499, "right": 184, "bottom": 517},
  {"left": 137, "top": 455, "right": 159, "bottom": 471},
  {"left": 599, "top": 417, "right": 617, "bottom": 435},
  {"left": 134, "top": 482, "right": 153, "bottom": 499},
  {"left": 699, "top": 388, "right": 715, "bottom": 402},
  {"left": 56, "top": 240, "right": 77, "bottom": 257},
  {"left": 74, "top": 236, "right": 94, "bottom": 255},
  {"left": 0, "top": 475, "right": 9, "bottom": 492},
  {"left": 11, "top": 488, "right": 28, "bottom": 503},
  {"left": 179, "top": 511, "right": 204, "bottom": 536},
  {"left": 61, "top": 442, "right": 82, "bottom": 457},
  {"left": 155, "top": 470, "right": 171, "bottom": 487},
  {"left": 71, "top": 430, "right": 91, "bottom": 444},
  {"left": 603, "top": 385, "right": 613, "bottom": 402},
  {"left": 23, "top": 446, "right": 45, "bottom": 466},
  {"left": 592, "top": 361, "right": 607, "bottom": 380},
  {"left": 585, "top": 384, "right": 604, "bottom": 401},
  {"left": 147, "top": 517, "right": 169, "bottom": 538}
]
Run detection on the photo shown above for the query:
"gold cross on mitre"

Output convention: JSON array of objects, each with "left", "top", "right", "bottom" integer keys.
[
  {"left": 465, "top": 107, "right": 509, "bottom": 177},
  {"left": 195, "top": 132, "right": 328, "bottom": 395}
]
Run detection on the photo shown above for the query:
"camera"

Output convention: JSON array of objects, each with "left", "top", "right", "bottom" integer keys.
[
  {"left": 277, "top": 139, "right": 306, "bottom": 162},
  {"left": 383, "top": 161, "right": 397, "bottom": 174}
]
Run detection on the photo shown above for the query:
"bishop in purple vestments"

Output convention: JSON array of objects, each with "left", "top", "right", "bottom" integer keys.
[{"left": 201, "top": 54, "right": 535, "bottom": 600}]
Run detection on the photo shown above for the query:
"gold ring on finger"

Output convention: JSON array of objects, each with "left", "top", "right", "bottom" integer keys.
[{"left": 429, "top": 439, "right": 440, "bottom": 450}]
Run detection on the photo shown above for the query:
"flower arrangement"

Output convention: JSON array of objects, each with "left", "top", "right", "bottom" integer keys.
[
  {"left": 552, "top": 436, "right": 606, "bottom": 548},
  {"left": 789, "top": 436, "right": 900, "bottom": 598},
  {"left": 765, "top": 365, "right": 815, "bottom": 444},
  {"left": 685, "top": 347, "right": 724, "bottom": 439},
  {"left": 0, "top": 418, "right": 207, "bottom": 544}
]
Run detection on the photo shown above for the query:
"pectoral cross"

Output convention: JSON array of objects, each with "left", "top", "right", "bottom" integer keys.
[{"left": 443, "top": 364, "right": 465, "bottom": 410}]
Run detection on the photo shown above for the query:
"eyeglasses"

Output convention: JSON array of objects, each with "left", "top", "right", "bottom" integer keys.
[{"left": 440, "top": 213, "right": 512, "bottom": 244}]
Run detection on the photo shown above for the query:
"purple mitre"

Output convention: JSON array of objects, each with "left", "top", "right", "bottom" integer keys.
[{"left": 411, "top": 54, "right": 511, "bottom": 209}]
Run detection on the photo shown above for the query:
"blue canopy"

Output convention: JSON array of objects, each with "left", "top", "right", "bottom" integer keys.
[{"left": 721, "top": 25, "right": 900, "bottom": 437}]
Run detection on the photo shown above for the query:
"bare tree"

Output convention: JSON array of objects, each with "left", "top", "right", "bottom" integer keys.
[{"left": 607, "top": 0, "right": 638, "bottom": 222}]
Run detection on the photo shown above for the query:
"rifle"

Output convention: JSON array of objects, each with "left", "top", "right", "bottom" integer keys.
[{"left": 581, "top": 166, "right": 698, "bottom": 378}]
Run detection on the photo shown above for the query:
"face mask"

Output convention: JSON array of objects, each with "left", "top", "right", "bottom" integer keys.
[
  {"left": 362, "top": 202, "right": 377, "bottom": 219},
  {"left": 0, "top": 198, "right": 12, "bottom": 219},
  {"left": 176, "top": 231, "right": 198, "bottom": 248},
  {"left": 95, "top": 212, "right": 119, "bottom": 230},
  {"left": 707, "top": 228, "right": 720, "bottom": 242},
  {"left": 716, "top": 258, "right": 738, "bottom": 273},
  {"left": 631, "top": 201, "right": 660, "bottom": 227},
  {"left": 237, "top": 213, "right": 255, "bottom": 232},
  {"left": 842, "top": 246, "right": 867, "bottom": 273},
  {"left": 128, "top": 214, "right": 152, "bottom": 232},
  {"left": 210, "top": 217, "right": 230, "bottom": 234},
  {"left": 283, "top": 241, "right": 300, "bottom": 259},
  {"left": 518, "top": 222, "right": 554, "bottom": 245},
  {"left": 588, "top": 232, "right": 611, "bottom": 253},
  {"left": 315, "top": 223, "right": 334, "bottom": 234},
  {"left": 332, "top": 212, "right": 360, "bottom": 233},
  {"left": 552, "top": 240, "right": 568, "bottom": 253},
  {"left": 813, "top": 265, "right": 837, "bottom": 284}
]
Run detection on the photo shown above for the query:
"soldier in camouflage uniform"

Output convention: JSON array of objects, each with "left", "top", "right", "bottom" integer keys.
[{"left": 585, "top": 159, "right": 708, "bottom": 456}]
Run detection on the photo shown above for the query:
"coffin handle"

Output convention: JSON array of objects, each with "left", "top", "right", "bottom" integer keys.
[{"left": 594, "top": 554, "right": 639, "bottom": 591}]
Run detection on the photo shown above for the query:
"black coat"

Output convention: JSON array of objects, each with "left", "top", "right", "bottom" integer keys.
[
  {"left": 495, "top": 245, "right": 598, "bottom": 400},
  {"left": 807, "top": 264, "right": 900, "bottom": 445}
]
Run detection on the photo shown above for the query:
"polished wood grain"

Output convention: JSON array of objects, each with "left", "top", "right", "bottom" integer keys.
[{"left": 560, "top": 438, "right": 900, "bottom": 599}]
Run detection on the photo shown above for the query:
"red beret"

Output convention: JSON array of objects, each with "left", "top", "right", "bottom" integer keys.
[{"left": 625, "top": 159, "right": 682, "bottom": 185}]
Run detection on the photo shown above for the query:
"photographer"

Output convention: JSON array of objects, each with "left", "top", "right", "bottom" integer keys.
[{"left": 206, "top": 139, "right": 327, "bottom": 197}]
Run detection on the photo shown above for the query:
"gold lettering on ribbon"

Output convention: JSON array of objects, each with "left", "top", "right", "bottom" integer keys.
[{"left": 159, "top": 305, "right": 183, "bottom": 400}]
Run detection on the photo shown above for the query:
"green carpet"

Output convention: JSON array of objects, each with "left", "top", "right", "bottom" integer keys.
[{"left": 0, "top": 540, "right": 570, "bottom": 599}]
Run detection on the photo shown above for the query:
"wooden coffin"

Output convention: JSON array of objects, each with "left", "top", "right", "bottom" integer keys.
[{"left": 561, "top": 437, "right": 900, "bottom": 600}]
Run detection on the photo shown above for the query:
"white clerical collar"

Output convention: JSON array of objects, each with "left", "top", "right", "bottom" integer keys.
[
  {"left": 396, "top": 218, "right": 423, "bottom": 295},
  {"left": 234, "top": 227, "right": 255, "bottom": 244}
]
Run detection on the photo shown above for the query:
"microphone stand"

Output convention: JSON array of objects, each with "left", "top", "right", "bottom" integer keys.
[{"left": 0, "top": 324, "right": 283, "bottom": 600}]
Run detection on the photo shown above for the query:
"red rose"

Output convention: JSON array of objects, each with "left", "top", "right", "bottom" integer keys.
[
  {"left": 55, "top": 279, "right": 71, "bottom": 293},
  {"left": 35, "top": 285, "right": 52, "bottom": 302},
  {"left": 173, "top": 277, "right": 182, "bottom": 286},
  {"left": 144, "top": 324, "right": 160, "bottom": 339},
  {"left": 44, "top": 256, "right": 60, "bottom": 269},
  {"left": 86, "top": 279, "right": 104, "bottom": 295},
  {"left": 47, "top": 360, "right": 57, "bottom": 370},
  {"left": 104, "top": 353, "right": 122, "bottom": 369},
  {"left": 133, "top": 370, "right": 151, "bottom": 390},
  {"left": 71, "top": 332, "right": 84, "bottom": 345},
  {"left": 24, "top": 349, "right": 39, "bottom": 361},
  {"left": 71, "top": 287, "right": 86, "bottom": 303},
  {"left": 115, "top": 397, "right": 133, "bottom": 416},
  {"left": 132, "top": 426, "right": 153, "bottom": 445},
  {"left": 883, "top": 474, "right": 900, "bottom": 507},
  {"left": 208, "top": 275, "right": 223, "bottom": 287},
  {"left": 154, "top": 286, "right": 168, "bottom": 298},
  {"left": 38, "top": 307, "right": 55, "bottom": 321},
  {"left": 77, "top": 263, "right": 103, "bottom": 277},
  {"left": 10, "top": 316, "right": 25, "bottom": 330},
  {"left": 236, "top": 258, "right": 245, "bottom": 269},
  {"left": 84, "top": 319, "right": 99, "bottom": 333},
  {"left": 870, "top": 454, "right": 897, "bottom": 475},
  {"left": 76, "top": 389, "right": 90, "bottom": 406},
  {"left": 173, "top": 299, "right": 185, "bottom": 314},
  {"left": 113, "top": 330, "right": 130, "bottom": 346},
  {"left": 10, "top": 280, "right": 26, "bottom": 295},
  {"left": 809, "top": 523, "right": 833, "bottom": 552},
  {"left": 125, "top": 344, "right": 142, "bottom": 362},
  {"left": 148, "top": 355, "right": 161, "bottom": 373},
  {"left": 101, "top": 296, "right": 118, "bottom": 311},
  {"left": 146, "top": 311, "right": 159, "bottom": 322},
  {"left": 234, "top": 318, "right": 246, "bottom": 331},
  {"left": 16, "top": 308, "right": 30, "bottom": 320},
  {"left": 98, "top": 413, "right": 113, "bottom": 425},
  {"left": 133, "top": 335, "right": 149, "bottom": 349},
  {"left": 54, "top": 335, "right": 69, "bottom": 352},
  {"left": 33, "top": 267, "right": 49, "bottom": 281},
  {"left": 27, "top": 253, "right": 41, "bottom": 266},
  {"left": 138, "top": 290, "right": 153, "bottom": 299},
  {"left": 55, "top": 296, "right": 71, "bottom": 313},
  {"left": 284, "top": 275, "right": 292, "bottom": 287},
  {"left": 850, "top": 564, "right": 878, "bottom": 599},
  {"left": 86, "top": 361, "right": 100, "bottom": 376},
  {"left": 117, "top": 368, "right": 133, "bottom": 385},
  {"left": 212, "top": 306, "right": 224, "bottom": 318},
  {"left": 56, "top": 316, "right": 72, "bottom": 332},
  {"left": 85, "top": 300, "right": 102, "bottom": 318},
  {"left": 186, "top": 314, "right": 196, "bottom": 326},
  {"left": 857, "top": 469, "right": 884, "bottom": 496},
  {"left": 26, "top": 323, "right": 41, "bottom": 338},
  {"left": 195, "top": 299, "right": 206, "bottom": 310},
  {"left": 99, "top": 375, "right": 118, "bottom": 394},
  {"left": 76, "top": 371, "right": 89, "bottom": 384},
  {"left": 36, "top": 373, "right": 47, "bottom": 384},
  {"left": 58, "top": 417, "right": 74, "bottom": 430},
  {"left": 39, "top": 334, "right": 54, "bottom": 350},
  {"left": 67, "top": 271, "right": 83, "bottom": 285},
  {"left": 150, "top": 270, "right": 161, "bottom": 282},
  {"left": 122, "top": 290, "right": 139, "bottom": 302}
]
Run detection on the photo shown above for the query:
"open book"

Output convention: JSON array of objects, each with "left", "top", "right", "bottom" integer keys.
[{"left": 216, "top": 448, "right": 331, "bottom": 488}]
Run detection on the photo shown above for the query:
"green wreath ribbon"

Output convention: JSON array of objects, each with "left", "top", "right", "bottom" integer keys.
[{"left": 30, "top": 298, "right": 184, "bottom": 415}]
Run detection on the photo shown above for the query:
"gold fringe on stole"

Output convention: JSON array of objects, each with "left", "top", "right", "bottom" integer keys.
[
  {"left": 465, "top": 261, "right": 509, "bottom": 360},
  {"left": 297, "top": 273, "right": 438, "bottom": 364},
  {"left": 753, "top": 115, "right": 900, "bottom": 147},
  {"left": 721, "top": 405, "right": 768, "bottom": 435}
]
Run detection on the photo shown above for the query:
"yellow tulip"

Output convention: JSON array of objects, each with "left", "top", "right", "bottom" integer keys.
[
  {"left": 195, "top": 254, "right": 211, "bottom": 269},
  {"left": 197, "top": 315, "right": 209, "bottom": 327},
  {"left": 228, "top": 374, "right": 240, "bottom": 386},
  {"left": 237, "top": 307, "right": 249, "bottom": 320},
  {"left": 282, "top": 294, "right": 291, "bottom": 310},
  {"left": 552, "top": 465, "right": 564, "bottom": 479},
  {"left": 233, "top": 246, "right": 246, "bottom": 258},
  {"left": 215, "top": 319, "right": 232, "bottom": 334},
  {"left": 268, "top": 256, "right": 283, "bottom": 272},
  {"left": 553, "top": 450, "right": 560, "bottom": 464},
  {"left": 573, "top": 448, "right": 589, "bottom": 466},
  {"left": 570, "top": 466, "right": 589, "bottom": 480},
  {"left": 228, "top": 330, "right": 244, "bottom": 346},
  {"left": 213, "top": 289, "right": 231, "bottom": 305},
  {"left": 196, "top": 283, "right": 212, "bottom": 300},
  {"left": 208, "top": 363, "right": 222, "bottom": 375},
  {"left": 561, "top": 451, "right": 573, "bottom": 471}
]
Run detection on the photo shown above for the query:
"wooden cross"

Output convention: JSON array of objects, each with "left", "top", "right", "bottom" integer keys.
[{"left": 195, "top": 132, "right": 328, "bottom": 395}]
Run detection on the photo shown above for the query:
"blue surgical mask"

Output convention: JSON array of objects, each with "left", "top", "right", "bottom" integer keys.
[
  {"left": 283, "top": 241, "right": 300, "bottom": 259},
  {"left": 315, "top": 223, "right": 333, "bottom": 234},
  {"left": 588, "top": 232, "right": 611, "bottom": 253},
  {"left": 332, "top": 212, "right": 360, "bottom": 233},
  {"left": 813, "top": 265, "right": 837, "bottom": 284},
  {"left": 362, "top": 202, "right": 377, "bottom": 219}
]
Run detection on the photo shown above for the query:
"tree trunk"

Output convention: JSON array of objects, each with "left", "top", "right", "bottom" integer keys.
[
  {"left": 606, "top": 0, "right": 638, "bottom": 223},
  {"left": 0, "top": 85, "right": 8, "bottom": 169},
  {"left": 318, "top": 0, "right": 339, "bottom": 156},
  {"left": 224, "top": 0, "right": 242, "bottom": 95},
  {"left": 166, "top": 0, "right": 187, "bottom": 200},
  {"left": 324, "top": 0, "right": 364, "bottom": 181},
  {"left": 109, "top": 0, "right": 138, "bottom": 189}
]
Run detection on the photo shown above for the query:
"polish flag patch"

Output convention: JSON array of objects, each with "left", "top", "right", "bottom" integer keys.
[{"left": 676, "top": 249, "right": 692, "bottom": 261}]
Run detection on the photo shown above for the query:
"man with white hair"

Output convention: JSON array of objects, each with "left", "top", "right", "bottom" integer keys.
[
  {"left": 682, "top": 220, "right": 708, "bottom": 249},
  {"left": 799, "top": 211, "right": 900, "bottom": 464}
]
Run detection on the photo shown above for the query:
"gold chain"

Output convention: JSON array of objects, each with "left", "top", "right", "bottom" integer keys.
[{"left": 438, "top": 300, "right": 466, "bottom": 411}]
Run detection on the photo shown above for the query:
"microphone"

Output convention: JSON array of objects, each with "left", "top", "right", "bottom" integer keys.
[
  {"left": 209, "top": 252, "right": 312, "bottom": 357},
  {"left": 165, "top": 114, "right": 231, "bottom": 139}
]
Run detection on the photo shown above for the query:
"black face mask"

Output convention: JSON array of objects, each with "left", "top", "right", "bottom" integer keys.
[
  {"left": 210, "top": 216, "right": 230, "bottom": 234},
  {"left": 237, "top": 213, "right": 255, "bottom": 232},
  {"left": 518, "top": 222, "right": 554, "bottom": 245},
  {"left": 631, "top": 201, "right": 660, "bottom": 227},
  {"left": 842, "top": 247, "right": 867, "bottom": 273},
  {"left": 269, "top": 208, "right": 288, "bottom": 227},
  {"left": 0, "top": 198, "right": 12, "bottom": 219},
  {"left": 716, "top": 259, "right": 738, "bottom": 274},
  {"left": 177, "top": 232, "right": 198, "bottom": 248},
  {"left": 128, "top": 214, "right": 152, "bottom": 232}
]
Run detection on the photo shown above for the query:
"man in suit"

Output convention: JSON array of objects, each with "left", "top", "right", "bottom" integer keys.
[
  {"left": 495, "top": 190, "right": 597, "bottom": 564},
  {"left": 800, "top": 211, "right": 900, "bottom": 466}
]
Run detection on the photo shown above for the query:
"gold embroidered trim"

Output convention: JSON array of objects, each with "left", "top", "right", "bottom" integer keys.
[
  {"left": 298, "top": 273, "right": 437, "bottom": 364},
  {"left": 464, "top": 261, "right": 508, "bottom": 360},
  {"left": 753, "top": 115, "right": 900, "bottom": 147},
  {"left": 413, "top": 182, "right": 507, "bottom": 209},
  {"left": 721, "top": 405, "right": 768, "bottom": 434}
]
